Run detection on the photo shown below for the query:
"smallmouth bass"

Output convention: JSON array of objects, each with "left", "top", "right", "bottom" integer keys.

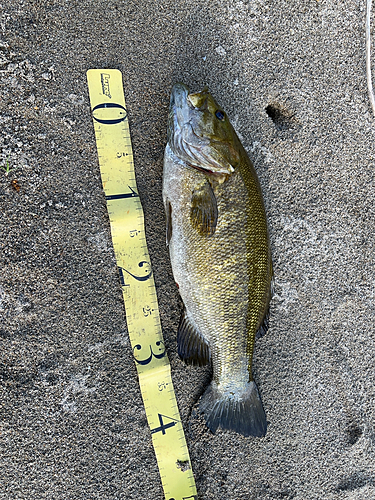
[{"left": 162, "top": 83, "right": 272, "bottom": 437}]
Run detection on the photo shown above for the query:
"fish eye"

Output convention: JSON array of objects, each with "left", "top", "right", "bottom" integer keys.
[{"left": 215, "top": 110, "right": 225, "bottom": 121}]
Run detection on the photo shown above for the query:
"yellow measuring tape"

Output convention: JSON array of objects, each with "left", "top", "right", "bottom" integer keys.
[{"left": 86, "top": 69, "right": 198, "bottom": 500}]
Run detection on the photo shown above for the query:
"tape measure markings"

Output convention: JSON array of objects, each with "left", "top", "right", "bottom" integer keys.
[{"left": 87, "top": 69, "right": 197, "bottom": 500}]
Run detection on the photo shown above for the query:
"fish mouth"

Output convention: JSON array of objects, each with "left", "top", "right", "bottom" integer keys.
[
  {"left": 169, "top": 82, "right": 190, "bottom": 110},
  {"left": 167, "top": 83, "right": 236, "bottom": 178}
]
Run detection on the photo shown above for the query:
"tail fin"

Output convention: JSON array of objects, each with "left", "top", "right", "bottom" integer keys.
[{"left": 199, "top": 380, "right": 267, "bottom": 437}]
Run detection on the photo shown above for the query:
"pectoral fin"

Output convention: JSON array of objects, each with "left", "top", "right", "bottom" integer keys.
[
  {"left": 177, "top": 308, "right": 211, "bottom": 366},
  {"left": 190, "top": 181, "right": 218, "bottom": 237}
]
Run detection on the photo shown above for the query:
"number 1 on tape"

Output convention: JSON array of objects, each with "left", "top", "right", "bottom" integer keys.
[{"left": 86, "top": 69, "right": 198, "bottom": 500}]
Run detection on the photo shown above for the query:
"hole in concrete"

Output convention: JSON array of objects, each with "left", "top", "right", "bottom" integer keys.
[
  {"left": 265, "top": 103, "right": 297, "bottom": 131},
  {"left": 347, "top": 423, "right": 362, "bottom": 445}
]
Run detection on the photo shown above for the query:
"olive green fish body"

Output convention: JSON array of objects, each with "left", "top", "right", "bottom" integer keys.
[{"left": 163, "top": 84, "right": 272, "bottom": 437}]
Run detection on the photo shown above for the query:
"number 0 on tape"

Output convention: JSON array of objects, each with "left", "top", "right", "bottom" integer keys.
[{"left": 86, "top": 69, "right": 198, "bottom": 500}]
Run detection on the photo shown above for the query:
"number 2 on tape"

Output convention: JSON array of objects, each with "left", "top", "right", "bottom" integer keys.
[{"left": 86, "top": 69, "right": 198, "bottom": 500}]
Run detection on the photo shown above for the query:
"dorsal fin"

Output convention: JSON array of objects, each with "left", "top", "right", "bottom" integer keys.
[
  {"left": 255, "top": 267, "right": 273, "bottom": 339},
  {"left": 177, "top": 308, "right": 211, "bottom": 366},
  {"left": 255, "top": 307, "right": 270, "bottom": 339}
]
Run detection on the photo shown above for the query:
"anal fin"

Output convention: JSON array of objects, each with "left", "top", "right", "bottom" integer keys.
[
  {"left": 177, "top": 308, "right": 211, "bottom": 366},
  {"left": 165, "top": 199, "right": 172, "bottom": 246}
]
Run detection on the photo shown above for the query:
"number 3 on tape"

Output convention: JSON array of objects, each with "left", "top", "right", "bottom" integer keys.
[{"left": 86, "top": 69, "right": 198, "bottom": 500}]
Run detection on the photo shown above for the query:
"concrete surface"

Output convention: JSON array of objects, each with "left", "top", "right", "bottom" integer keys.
[{"left": 1, "top": 0, "right": 375, "bottom": 499}]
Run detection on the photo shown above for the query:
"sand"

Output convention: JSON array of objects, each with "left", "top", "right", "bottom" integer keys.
[{"left": 1, "top": 0, "right": 375, "bottom": 498}]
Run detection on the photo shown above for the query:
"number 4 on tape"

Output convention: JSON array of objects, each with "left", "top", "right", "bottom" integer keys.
[{"left": 86, "top": 69, "right": 198, "bottom": 500}]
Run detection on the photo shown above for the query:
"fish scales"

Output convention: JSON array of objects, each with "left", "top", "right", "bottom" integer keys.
[{"left": 163, "top": 83, "right": 272, "bottom": 437}]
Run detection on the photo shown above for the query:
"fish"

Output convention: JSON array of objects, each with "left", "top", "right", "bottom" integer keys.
[{"left": 162, "top": 83, "right": 273, "bottom": 437}]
